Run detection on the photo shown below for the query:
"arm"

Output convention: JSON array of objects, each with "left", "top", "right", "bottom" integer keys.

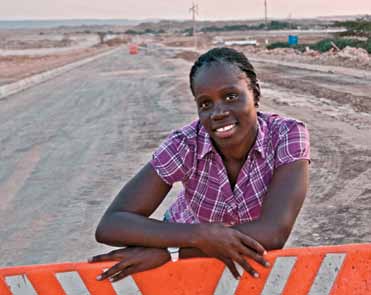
[
  {"left": 95, "top": 162, "right": 199, "bottom": 248},
  {"left": 179, "top": 159, "right": 309, "bottom": 255},
  {"left": 234, "top": 159, "right": 309, "bottom": 249}
]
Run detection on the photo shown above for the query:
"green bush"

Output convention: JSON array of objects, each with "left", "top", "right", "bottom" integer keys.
[
  {"left": 310, "top": 38, "right": 370, "bottom": 53},
  {"left": 125, "top": 29, "right": 165, "bottom": 35},
  {"left": 267, "top": 38, "right": 371, "bottom": 54},
  {"left": 199, "top": 21, "right": 297, "bottom": 33},
  {"left": 266, "top": 42, "right": 306, "bottom": 52}
]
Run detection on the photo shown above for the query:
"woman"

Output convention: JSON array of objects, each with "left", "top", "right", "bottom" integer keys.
[{"left": 90, "top": 47, "right": 310, "bottom": 282}]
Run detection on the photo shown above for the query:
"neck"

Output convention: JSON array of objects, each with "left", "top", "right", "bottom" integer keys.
[{"left": 216, "top": 123, "right": 258, "bottom": 162}]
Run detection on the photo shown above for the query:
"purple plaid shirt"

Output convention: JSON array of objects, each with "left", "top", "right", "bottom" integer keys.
[{"left": 150, "top": 112, "right": 310, "bottom": 225}]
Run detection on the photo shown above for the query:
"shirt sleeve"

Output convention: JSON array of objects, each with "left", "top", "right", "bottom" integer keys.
[
  {"left": 150, "top": 131, "right": 193, "bottom": 185},
  {"left": 274, "top": 120, "right": 310, "bottom": 168}
]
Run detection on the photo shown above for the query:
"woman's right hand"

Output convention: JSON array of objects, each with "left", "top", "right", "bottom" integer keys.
[{"left": 194, "top": 223, "right": 270, "bottom": 278}]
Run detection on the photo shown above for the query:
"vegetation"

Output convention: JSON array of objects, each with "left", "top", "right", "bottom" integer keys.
[
  {"left": 191, "top": 21, "right": 298, "bottom": 33},
  {"left": 266, "top": 42, "right": 306, "bottom": 52},
  {"left": 125, "top": 28, "right": 165, "bottom": 35},
  {"left": 267, "top": 37, "right": 371, "bottom": 53},
  {"left": 334, "top": 17, "right": 371, "bottom": 37}
]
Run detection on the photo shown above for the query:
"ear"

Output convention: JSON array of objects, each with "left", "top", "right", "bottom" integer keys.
[{"left": 254, "top": 80, "right": 261, "bottom": 107}]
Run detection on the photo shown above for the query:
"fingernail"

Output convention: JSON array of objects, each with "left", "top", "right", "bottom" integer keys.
[
  {"left": 96, "top": 275, "right": 102, "bottom": 280},
  {"left": 263, "top": 251, "right": 267, "bottom": 255},
  {"left": 265, "top": 261, "right": 271, "bottom": 267},
  {"left": 254, "top": 272, "right": 259, "bottom": 278}
]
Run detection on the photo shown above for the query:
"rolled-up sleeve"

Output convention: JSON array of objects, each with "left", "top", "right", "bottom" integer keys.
[
  {"left": 274, "top": 120, "right": 310, "bottom": 168},
  {"left": 150, "top": 131, "right": 193, "bottom": 185}
]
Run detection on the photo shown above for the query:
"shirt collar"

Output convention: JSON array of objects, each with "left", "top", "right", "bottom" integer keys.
[
  {"left": 198, "top": 123, "right": 214, "bottom": 159},
  {"left": 197, "top": 113, "right": 267, "bottom": 160},
  {"left": 254, "top": 114, "right": 267, "bottom": 159}
]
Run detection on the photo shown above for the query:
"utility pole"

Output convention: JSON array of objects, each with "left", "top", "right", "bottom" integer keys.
[
  {"left": 189, "top": 2, "right": 198, "bottom": 48},
  {"left": 264, "top": 0, "right": 268, "bottom": 29}
]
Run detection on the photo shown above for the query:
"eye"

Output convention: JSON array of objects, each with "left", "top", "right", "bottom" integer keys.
[
  {"left": 198, "top": 100, "right": 211, "bottom": 110},
  {"left": 225, "top": 93, "right": 238, "bottom": 101}
]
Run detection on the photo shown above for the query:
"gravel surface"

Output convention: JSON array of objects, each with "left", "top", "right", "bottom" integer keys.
[{"left": 0, "top": 45, "right": 370, "bottom": 267}]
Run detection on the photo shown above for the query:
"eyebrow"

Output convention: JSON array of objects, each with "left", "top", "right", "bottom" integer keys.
[
  {"left": 195, "top": 94, "right": 210, "bottom": 101},
  {"left": 195, "top": 85, "right": 240, "bottom": 99}
]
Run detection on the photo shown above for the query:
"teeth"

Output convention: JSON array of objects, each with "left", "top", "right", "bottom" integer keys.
[{"left": 216, "top": 124, "right": 235, "bottom": 132}]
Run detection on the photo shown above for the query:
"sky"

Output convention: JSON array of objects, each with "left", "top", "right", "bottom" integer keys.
[{"left": 1, "top": 0, "right": 370, "bottom": 20}]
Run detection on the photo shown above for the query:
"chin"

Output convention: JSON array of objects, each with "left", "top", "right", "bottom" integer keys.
[{"left": 212, "top": 135, "right": 240, "bottom": 149}]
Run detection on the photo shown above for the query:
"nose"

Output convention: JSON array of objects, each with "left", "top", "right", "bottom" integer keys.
[{"left": 210, "top": 103, "right": 230, "bottom": 120}]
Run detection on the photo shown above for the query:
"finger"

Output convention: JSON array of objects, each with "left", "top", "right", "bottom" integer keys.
[
  {"left": 238, "top": 233, "right": 266, "bottom": 255},
  {"left": 97, "top": 260, "right": 131, "bottom": 281},
  {"left": 219, "top": 257, "right": 240, "bottom": 279},
  {"left": 89, "top": 248, "right": 129, "bottom": 263},
  {"left": 235, "top": 257, "right": 259, "bottom": 278},
  {"left": 237, "top": 246, "right": 270, "bottom": 268},
  {"left": 110, "top": 266, "right": 136, "bottom": 282},
  {"left": 89, "top": 252, "right": 116, "bottom": 263}
]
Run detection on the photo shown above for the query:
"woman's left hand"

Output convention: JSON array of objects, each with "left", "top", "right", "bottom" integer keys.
[{"left": 89, "top": 247, "right": 171, "bottom": 282}]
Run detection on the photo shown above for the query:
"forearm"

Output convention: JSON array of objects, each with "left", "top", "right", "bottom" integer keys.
[
  {"left": 232, "top": 218, "right": 290, "bottom": 250},
  {"left": 232, "top": 160, "right": 309, "bottom": 250},
  {"left": 180, "top": 247, "right": 207, "bottom": 259},
  {"left": 95, "top": 211, "right": 200, "bottom": 248}
]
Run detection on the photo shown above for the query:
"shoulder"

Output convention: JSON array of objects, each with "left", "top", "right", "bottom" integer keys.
[
  {"left": 258, "top": 112, "right": 310, "bottom": 167},
  {"left": 151, "top": 120, "right": 201, "bottom": 184},
  {"left": 163, "top": 120, "right": 201, "bottom": 150},
  {"left": 167, "top": 120, "right": 200, "bottom": 141},
  {"left": 258, "top": 111, "right": 309, "bottom": 143},
  {"left": 153, "top": 120, "right": 202, "bottom": 160}
]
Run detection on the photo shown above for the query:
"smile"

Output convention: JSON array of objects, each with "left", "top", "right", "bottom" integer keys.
[{"left": 214, "top": 123, "right": 237, "bottom": 138}]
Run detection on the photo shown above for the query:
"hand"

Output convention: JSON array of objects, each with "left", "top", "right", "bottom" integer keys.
[
  {"left": 88, "top": 247, "right": 170, "bottom": 282},
  {"left": 194, "top": 223, "right": 270, "bottom": 279}
]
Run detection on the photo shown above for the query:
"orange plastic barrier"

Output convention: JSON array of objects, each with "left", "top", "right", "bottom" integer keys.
[
  {"left": 129, "top": 44, "right": 139, "bottom": 55},
  {"left": 1, "top": 243, "right": 371, "bottom": 294}
]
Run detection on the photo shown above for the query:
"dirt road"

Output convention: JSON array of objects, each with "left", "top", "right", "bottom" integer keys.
[{"left": 0, "top": 46, "right": 370, "bottom": 266}]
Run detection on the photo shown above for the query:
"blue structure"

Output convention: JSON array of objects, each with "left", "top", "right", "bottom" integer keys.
[{"left": 288, "top": 35, "right": 298, "bottom": 45}]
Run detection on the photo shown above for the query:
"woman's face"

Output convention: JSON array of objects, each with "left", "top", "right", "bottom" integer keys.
[{"left": 193, "top": 62, "right": 258, "bottom": 151}]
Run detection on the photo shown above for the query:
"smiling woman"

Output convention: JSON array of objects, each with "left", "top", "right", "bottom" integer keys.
[{"left": 90, "top": 47, "right": 310, "bottom": 282}]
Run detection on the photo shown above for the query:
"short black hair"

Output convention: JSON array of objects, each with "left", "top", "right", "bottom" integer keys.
[{"left": 189, "top": 47, "right": 260, "bottom": 107}]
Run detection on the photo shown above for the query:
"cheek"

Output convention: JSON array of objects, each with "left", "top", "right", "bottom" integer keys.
[{"left": 198, "top": 111, "right": 212, "bottom": 128}]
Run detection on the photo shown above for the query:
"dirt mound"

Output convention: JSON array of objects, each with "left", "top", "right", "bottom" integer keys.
[
  {"left": 0, "top": 38, "right": 74, "bottom": 50},
  {"left": 0, "top": 47, "right": 109, "bottom": 84},
  {"left": 174, "top": 50, "right": 200, "bottom": 62},
  {"left": 337, "top": 46, "right": 370, "bottom": 65},
  {"left": 104, "top": 37, "right": 129, "bottom": 47}
]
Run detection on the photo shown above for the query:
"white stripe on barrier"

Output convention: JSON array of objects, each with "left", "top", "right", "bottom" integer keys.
[
  {"left": 55, "top": 271, "right": 91, "bottom": 295},
  {"left": 5, "top": 274, "right": 38, "bottom": 295},
  {"left": 261, "top": 256, "right": 297, "bottom": 295},
  {"left": 214, "top": 263, "right": 244, "bottom": 295},
  {"left": 111, "top": 275, "right": 142, "bottom": 295},
  {"left": 308, "top": 253, "right": 346, "bottom": 295}
]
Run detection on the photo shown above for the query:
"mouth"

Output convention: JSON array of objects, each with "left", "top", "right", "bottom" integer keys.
[{"left": 214, "top": 123, "right": 238, "bottom": 139}]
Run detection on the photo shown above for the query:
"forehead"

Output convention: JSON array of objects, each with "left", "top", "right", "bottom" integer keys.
[{"left": 192, "top": 62, "right": 248, "bottom": 95}]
